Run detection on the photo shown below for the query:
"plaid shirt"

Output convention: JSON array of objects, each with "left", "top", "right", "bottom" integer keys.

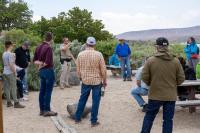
[{"left": 76, "top": 47, "right": 107, "bottom": 85}]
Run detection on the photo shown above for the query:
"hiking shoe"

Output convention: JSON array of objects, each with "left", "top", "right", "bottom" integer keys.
[
  {"left": 7, "top": 101, "right": 13, "bottom": 107},
  {"left": 66, "top": 85, "right": 71, "bottom": 88},
  {"left": 43, "top": 111, "right": 58, "bottom": 117},
  {"left": 60, "top": 85, "right": 65, "bottom": 89},
  {"left": 91, "top": 122, "right": 100, "bottom": 127},
  {"left": 75, "top": 119, "right": 81, "bottom": 124},
  {"left": 142, "top": 104, "right": 148, "bottom": 112},
  {"left": 127, "top": 78, "right": 132, "bottom": 81},
  {"left": 40, "top": 111, "right": 44, "bottom": 116},
  {"left": 14, "top": 102, "right": 25, "bottom": 108}
]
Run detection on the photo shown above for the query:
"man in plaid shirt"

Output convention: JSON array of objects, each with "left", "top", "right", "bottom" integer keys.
[{"left": 75, "top": 36, "right": 107, "bottom": 127}]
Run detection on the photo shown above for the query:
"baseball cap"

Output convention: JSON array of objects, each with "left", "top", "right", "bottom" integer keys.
[
  {"left": 86, "top": 37, "right": 96, "bottom": 46},
  {"left": 155, "top": 37, "right": 169, "bottom": 46},
  {"left": 23, "top": 41, "right": 30, "bottom": 46}
]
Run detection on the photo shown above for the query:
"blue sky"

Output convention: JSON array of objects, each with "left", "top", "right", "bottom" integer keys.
[{"left": 24, "top": 0, "right": 200, "bottom": 34}]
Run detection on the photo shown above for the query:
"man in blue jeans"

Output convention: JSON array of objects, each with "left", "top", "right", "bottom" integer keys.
[
  {"left": 115, "top": 38, "right": 132, "bottom": 81},
  {"left": 33, "top": 32, "right": 57, "bottom": 117},
  {"left": 141, "top": 37, "right": 185, "bottom": 133},
  {"left": 75, "top": 37, "right": 107, "bottom": 127},
  {"left": 131, "top": 66, "right": 149, "bottom": 112}
]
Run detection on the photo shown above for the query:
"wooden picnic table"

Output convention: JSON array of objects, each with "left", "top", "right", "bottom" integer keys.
[{"left": 178, "top": 80, "right": 200, "bottom": 113}]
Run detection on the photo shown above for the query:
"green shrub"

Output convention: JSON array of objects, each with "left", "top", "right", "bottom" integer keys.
[{"left": 95, "top": 39, "right": 118, "bottom": 64}]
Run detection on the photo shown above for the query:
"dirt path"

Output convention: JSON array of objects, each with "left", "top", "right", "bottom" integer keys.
[{"left": 3, "top": 71, "right": 200, "bottom": 133}]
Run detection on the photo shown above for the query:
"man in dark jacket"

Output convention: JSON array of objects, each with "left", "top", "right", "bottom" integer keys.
[
  {"left": 141, "top": 37, "right": 185, "bottom": 133},
  {"left": 14, "top": 41, "right": 31, "bottom": 94}
]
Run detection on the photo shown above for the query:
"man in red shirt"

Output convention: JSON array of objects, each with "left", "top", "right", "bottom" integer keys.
[{"left": 33, "top": 32, "right": 57, "bottom": 117}]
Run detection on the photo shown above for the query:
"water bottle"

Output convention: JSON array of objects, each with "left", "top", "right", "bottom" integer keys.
[{"left": 101, "top": 87, "right": 105, "bottom": 97}]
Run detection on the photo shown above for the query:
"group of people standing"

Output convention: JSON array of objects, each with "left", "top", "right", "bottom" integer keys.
[
  {"left": 2, "top": 40, "right": 30, "bottom": 108},
  {"left": 2, "top": 31, "right": 199, "bottom": 132}
]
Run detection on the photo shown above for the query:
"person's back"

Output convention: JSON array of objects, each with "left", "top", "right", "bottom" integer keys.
[
  {"left": 141, "top": 37, "right": 185, "bottom": 133},
  {"left": 143, "top": 53, "right": 184, "bottom": 101},
  {"left": 77, "top": 48, "right": 105, "bottom": 85},
  {"left": 75, "top": 37, "right": 107, "bottom": 126}
]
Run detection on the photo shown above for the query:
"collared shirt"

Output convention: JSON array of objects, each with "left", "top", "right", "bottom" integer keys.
[
  {"left": 76, "top": 47, "right": 107, "bottom": 85},
  {"left": 60, "top": 43, "right": 72, "bottom": 59},
  {"left": 115, "top": 43, "right": 131, "bottom": 57},
  {"left": 33, "top": 42, "right": 53, "bottom": 69}
]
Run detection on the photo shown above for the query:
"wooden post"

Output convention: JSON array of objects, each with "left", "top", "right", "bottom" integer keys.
[{"left": 0, "top": 75, "right": 3, "bottom": 133}]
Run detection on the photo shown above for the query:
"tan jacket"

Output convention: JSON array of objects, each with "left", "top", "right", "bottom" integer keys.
[{"left": 142, "top": 51, "right": 185, "bottom": 101}]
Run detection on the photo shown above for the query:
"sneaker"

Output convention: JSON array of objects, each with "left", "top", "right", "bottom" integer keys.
[
  {"left": 142, "top": 104, "right": 148, "bottom": 112},
  {"left": 123, "top": 78, "right": 126, "bottom": 81},
  {"left": 7, "top": 101, "right": 13, "bottom": 107},
  {"left": 23, "top": 90, "right": 29, "bottom": 95},
  {"left": 19, "top": 97, "right": 29, "bottom": 102},
  {"left": 91, "top": 122, "right": 100, "bottom": 127},
  {"left": 43, "top": 111, "right": 58, "bottom": 117},
  {"left": 14, "top": 102, "right": 25, "bottom": 108}
]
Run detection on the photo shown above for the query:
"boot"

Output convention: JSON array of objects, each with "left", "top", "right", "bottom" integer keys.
[
  {"left": 7, "top": 101, "right": 13, "bottom": 107},
  {"left": 14, "top": 102, "right": 25, "bottom": 108}
]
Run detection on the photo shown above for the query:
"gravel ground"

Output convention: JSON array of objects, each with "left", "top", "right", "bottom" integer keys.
[{"left": 3, "top": 71, "right": 200, "bottom": 133}]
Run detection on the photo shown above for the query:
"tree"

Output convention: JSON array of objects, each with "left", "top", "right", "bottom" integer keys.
[
  {"left": 30, "top": 7, "right": 112, "bottom": 43},
  {"left": 0, "top": 1, "right": 32, "bottom": 31},
  {"left": 66, "top": 7, "right": 112, "bottom": 42}
]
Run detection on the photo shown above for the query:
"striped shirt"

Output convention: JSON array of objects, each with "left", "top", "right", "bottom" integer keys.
[{"left": 76, "top": 47, "right": 107, "bottom": 85}]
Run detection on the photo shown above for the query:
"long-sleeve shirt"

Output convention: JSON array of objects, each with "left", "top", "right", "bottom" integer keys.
[
  {"left": 14, "top": 47, "right": 30, "bottom": 68},
  {"left": 115, "top": 43, "right": 131, "bottom": 57},
  {"left": 33, "top": 42, "right": 53, "bottom": 69},
  {"left": 135, "top": 66, "right": 149, "bottom": 89},
  {"left": 76, "top": 47, "right": 107, "bottom": 85}
]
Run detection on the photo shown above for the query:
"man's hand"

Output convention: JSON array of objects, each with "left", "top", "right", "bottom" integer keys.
[
  {"left": 136, "top": 80, "right": 141, "bottom": 87},
  {"left": 34, "top": 60, "right": 44, "bottom": 70},
  {"left": 102, "top": 80, "right": 107, "bottom": 88}
]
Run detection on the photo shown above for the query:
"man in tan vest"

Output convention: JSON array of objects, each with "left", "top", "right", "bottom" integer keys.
[{"left": 60, "top": 38, "right": 75, "bottom": 89}]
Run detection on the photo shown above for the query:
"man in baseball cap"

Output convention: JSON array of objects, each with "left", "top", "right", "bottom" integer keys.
[
  {"left": 74, "top": 36, "right": 107, "bottom": 127},
  {"left": 140, "top": 37, "right": 185, "bottom": 133},
  {"left": 14, "top": 41, "right": 31, "bottom": 96}
]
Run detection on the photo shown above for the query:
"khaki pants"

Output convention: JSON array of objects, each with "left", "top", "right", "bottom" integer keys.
[
  {"left": 60, "top": 61, "right": 71, "bottom": 87},
  {"left": 3, "top": 74, "right": 18, "bottom": 103}
]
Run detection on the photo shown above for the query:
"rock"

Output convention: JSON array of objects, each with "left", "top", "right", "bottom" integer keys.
[
  {"left": 68, "top": 71, "right": 80, "bottom": 86},
  {"left": 66, "top": 103, "right": 91, "bottom": 119}
]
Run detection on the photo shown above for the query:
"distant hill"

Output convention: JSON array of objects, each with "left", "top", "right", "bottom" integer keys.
[{"left": 116, "top": 26, "right": 200, "bottom": 42}]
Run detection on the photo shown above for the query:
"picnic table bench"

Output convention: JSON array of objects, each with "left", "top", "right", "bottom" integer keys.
[
  {"left": 106, "top": 65, "right": 137, "bottom": 76},
  {"left": 106, "top": 65, "right": 121, "bottom": 76},
  {"left": 177, "top": 80, "right": 200, "bottom": 113}
]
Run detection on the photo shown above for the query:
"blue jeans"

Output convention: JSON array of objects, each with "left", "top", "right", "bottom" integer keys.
[
  {"left": 120, "top": 57, "right": 131, "bottom": 79},
  {"left": 75, "top": 83, "right": 102, "bottom": 123},
  {"left": 39, "top": 68, "right": 55, "bottom": 112},
  {"left": 131, "top": 87, "right": 148, "bottom": 107},
  {"left": 17, "top": 69, "right": 25, "bottom": 98},
  {"left": 141, "top": 100, "right": 175, "bottom": 133},
  {"left": 22, "top": 68, "right": 28, "bottom": 92}
]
